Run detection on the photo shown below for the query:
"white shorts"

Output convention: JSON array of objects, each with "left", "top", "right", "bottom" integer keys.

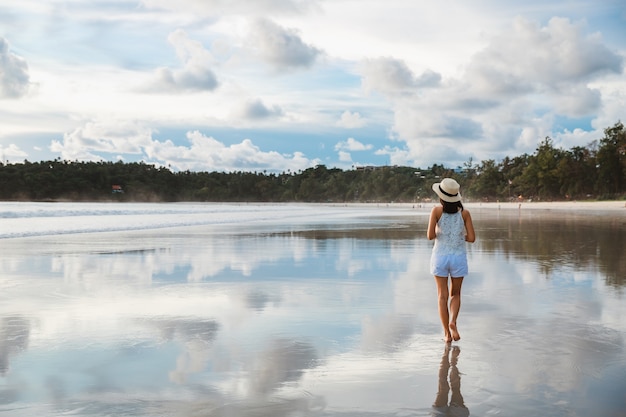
[{"left": 430, "top": 253, "right": 468, "bottom": 278}]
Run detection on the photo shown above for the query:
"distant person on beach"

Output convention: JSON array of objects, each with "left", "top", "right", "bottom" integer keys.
[{"left": 427, "top": 178, "right": 475, "bottom": 343}]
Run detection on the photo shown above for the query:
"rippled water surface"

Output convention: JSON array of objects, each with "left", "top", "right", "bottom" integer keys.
[{"left": 0, "top": 202, "right": 624, "bottom": 416}]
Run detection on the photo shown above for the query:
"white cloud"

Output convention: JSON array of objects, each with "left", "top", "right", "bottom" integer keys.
[
  {"left": 338, "top": 150, "right": 351, "bottom": 162},
  {"left": 385, "top": 16, "right": 625, "bottom": 167},
  {"left": 141, "top": 0, "right": 321, "bottom": 17},
  {"left": 50, "top": 120, "right": 153, "bottom": 161},
  {"left": 415, "top": 69, "right": 442, "bottom": 88},
  {"left": 0, "top": 143, "right": 28, "bottom": 163},
  {"left": 361, "top": 57, "right": 417, "bottom": 96},
  {"left": 335, "top": 137, "right": 373, "bottom": 152},
  {"left": 145, "top": 30, "right": 218, "bottom": 93},
  {"left": 589, "top": 81, "right": 626, "bottom": 132},
  {"left": 149, "top": 131, "right": 319, "bottom": 172},
  {"left": 551, "top": 84, "right": 602, "bottom": 117},
  {"left": 248, "top": 18, "right": 321, "bottom": 70},
  {"left": 1, "top": 1, "right": 625, "bottom": 171},
  {"left": 462, "top": 17, "right": 622, "bottom": 104},
  {"left": 375, "top": 146, "right": 414, "bottom": 168},
  {"left": 360, "top": 57, "right": 442, "bottom": 97},
  {"left": 336, "top": 110, "right": 366, "bottom": 128},
  {"left": 0, "top": 37, "right": 31, "bottom": 98},
  {"left": 554, "top": 128, "right": 599, "bottom": 149},
  {"left": 231, "top": 98, "right": 284, "bottom": 121},
  {"left": 49, "top": 120, "right": 319, "bottom": 172}
]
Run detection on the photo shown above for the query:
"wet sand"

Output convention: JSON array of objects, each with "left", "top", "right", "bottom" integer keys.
[{"left": 0, "top": 202, "right": 624, "bottom": 416}]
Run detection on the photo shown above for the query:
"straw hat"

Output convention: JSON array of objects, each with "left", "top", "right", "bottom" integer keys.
[{"left": 432, "top": 178, "right": 462, "bottom": 203}]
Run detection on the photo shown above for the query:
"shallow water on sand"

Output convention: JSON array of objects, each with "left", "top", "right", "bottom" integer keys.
[{"left": 0, "top": 203, "right": 624, "bottom": 416}]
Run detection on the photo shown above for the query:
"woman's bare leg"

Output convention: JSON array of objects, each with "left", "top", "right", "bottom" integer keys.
[
  {"left": 434, "top": 276, "right": 452, "bottom": 343},
  {"left": 449, "top": 277, "right": 464, "bottom": 341}
]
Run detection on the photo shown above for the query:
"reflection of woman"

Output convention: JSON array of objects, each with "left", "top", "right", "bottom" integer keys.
[
  {"left": 427, "top": 178, "right": 475, "bottom": 343},
  {"left": 432, "top": 345, "right": 469, "bottom": 416}
]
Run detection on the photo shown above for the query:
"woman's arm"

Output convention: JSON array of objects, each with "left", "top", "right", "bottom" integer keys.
[
  {"left": 463, "top": 210, "right": 476, "bottom": 243},
  {"left": 427, "top": 206, "right": 440, "bottom": 240}
]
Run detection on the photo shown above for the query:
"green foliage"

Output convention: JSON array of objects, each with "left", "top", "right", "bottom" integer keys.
[
  {"left": 595, "top": 122, "right": 626, "bottom": 198},
  {"left": 1, "top": 122, "right": 625, "bottom": 202}
]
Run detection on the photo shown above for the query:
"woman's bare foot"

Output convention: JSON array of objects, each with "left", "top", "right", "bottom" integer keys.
[
  {"left": 449, "top": 322, "right": 460, "bottom": 341},
  {"left": 444, "top": 333, "right": 452, "bottom": 343}
]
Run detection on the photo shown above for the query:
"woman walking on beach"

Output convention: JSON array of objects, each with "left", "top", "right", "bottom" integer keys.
[{"left": 427, "top": 178, "right": 475, "bottom": 343}]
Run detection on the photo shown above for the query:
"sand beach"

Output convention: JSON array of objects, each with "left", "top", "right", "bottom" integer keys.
[{"left": 0, "top": 201, "right": 624, "bottom": 416}]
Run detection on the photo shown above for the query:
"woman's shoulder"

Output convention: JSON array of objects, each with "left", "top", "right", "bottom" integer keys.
[
  {"left": 429, "top": 205, "right": 443, "bottom": 222},
  {"left": 431, "top": 205, "right": 444, "bottom": 215}
]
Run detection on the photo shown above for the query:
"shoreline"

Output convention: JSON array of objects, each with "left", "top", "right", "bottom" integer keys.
[
  {"left": 327, "top": 200, "right": 626, "bottom": 213},
  {"left": 2, "top": 199, "right": 625, "bottom": 212},
  {"left": 464, "top": 200, "right": 626, "bottom": 211}
]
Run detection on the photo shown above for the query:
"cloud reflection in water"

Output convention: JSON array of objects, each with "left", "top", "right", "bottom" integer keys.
[{"left": 0, "top": 206, "right": 624, "bottom": 416}]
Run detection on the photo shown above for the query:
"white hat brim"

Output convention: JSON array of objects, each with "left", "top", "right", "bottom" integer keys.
[{"left": 432, "top": 182, "right": 462, "bottom": 202}]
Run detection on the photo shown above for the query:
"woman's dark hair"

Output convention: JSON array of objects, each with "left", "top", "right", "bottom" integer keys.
[{"left": 441, "top": 199, "right": 464, "bottom": 214}]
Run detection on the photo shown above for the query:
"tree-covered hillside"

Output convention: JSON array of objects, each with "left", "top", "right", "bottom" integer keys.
[{"left": 1, "top": 122, "right": 624, "bottom": 202}]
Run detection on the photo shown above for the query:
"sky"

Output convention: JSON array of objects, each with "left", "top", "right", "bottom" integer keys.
[{"left": 0, "top": 0, "right": 625, "bottom": 173}]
